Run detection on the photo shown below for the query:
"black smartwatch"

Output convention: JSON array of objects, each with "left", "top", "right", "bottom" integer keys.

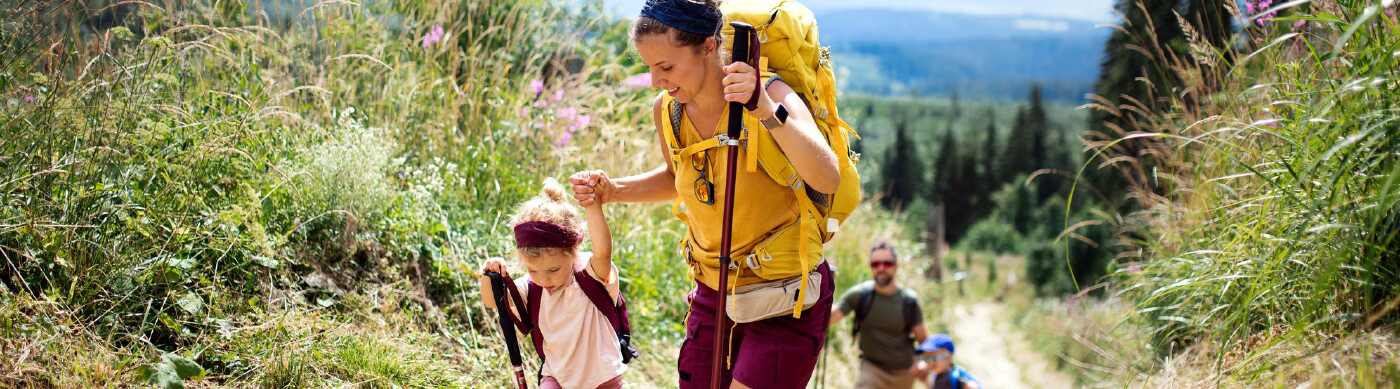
[{"left": 760, "top": 104, "right": 789, "bottom": 130}]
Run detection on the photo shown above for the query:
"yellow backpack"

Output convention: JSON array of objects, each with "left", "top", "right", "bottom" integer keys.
[{"left": 659, "top": 0, "right": 862, "bottom": 318}]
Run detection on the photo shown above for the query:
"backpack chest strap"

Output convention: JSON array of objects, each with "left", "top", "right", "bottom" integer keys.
[{"left": 674, "top": 137, "right": 725, "bottom": 168}]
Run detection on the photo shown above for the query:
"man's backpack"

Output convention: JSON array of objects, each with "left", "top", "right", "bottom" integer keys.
[
  {"left": 851, "top": 285, "right": 919, "bottom": 339},
  {"left": 500, "top": 269, "right": 639, "bottom": 370},
  {"left": 659, "top": 0, "right": 862, "bottom": 319}
]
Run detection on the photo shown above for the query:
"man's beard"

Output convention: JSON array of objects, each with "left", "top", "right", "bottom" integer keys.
[{"left": 874, "top": 273, "right": 894, "bottom": 287}]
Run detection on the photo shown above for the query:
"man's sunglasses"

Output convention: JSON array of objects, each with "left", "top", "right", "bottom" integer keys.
[{"left": 869, "top": 260, "right": 896, "bottom": 269}]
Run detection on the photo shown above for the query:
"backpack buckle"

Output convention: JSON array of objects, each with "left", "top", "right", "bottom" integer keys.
[
  {"left": 717, "top": 134, "right": 740, "bottom": 146},
  {"left": 745, "top": 253, "right": 760, "bottom": 270}
]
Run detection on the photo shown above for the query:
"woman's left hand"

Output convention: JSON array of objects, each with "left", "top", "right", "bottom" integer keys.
[{"left": 721, "top": 62, "right": 774, "bottom": 118}]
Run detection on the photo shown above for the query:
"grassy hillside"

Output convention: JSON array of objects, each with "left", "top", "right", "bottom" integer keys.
[
  {"left": 1021, "top": 1, "right": 1400, "bottom": 386},
  {"left": 0, "top": 1, "right": 929, "bottom": 387}
]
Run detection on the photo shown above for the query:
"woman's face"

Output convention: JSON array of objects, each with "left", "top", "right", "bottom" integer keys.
[{"left": 634, "top": 33, "right": 718, "bottom": 104}]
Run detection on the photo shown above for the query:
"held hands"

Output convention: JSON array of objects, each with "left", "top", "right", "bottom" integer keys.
[
  {"left": 721, "top": 61, "right": 775, "bottom": 119},
  {"left": 569, "top": 170, "right": 613, "bottom": 207}
]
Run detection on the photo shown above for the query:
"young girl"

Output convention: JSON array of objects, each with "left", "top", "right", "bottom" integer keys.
[{"left": 479, "top": 177, "right": 625, "bottom": 389}]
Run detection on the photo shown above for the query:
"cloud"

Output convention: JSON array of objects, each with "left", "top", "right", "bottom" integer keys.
[{"left": 1014, "top": 19, "right": 1071, "bottom": 32}]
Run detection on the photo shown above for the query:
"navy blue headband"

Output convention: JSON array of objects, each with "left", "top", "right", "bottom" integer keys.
[{"left": 640, "top": 0, "right": 721, "bottom": 37}]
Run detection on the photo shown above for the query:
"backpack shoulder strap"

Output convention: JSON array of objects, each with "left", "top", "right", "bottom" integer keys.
[
  {"left": 902, "top": 289, "right": 919, "bottom": 335},
  {"left": 526, "top": 281, "right": 545, "bottom": 362},
  {"left": 500, "top": 273, "right": 533, "bottom": 332},
  {"left": 669, "top": 99, "right": 683, "bottom": 148},
  {"left": 659, "top": 95, "right": 694, "bottom": 227},
  {"left": 573, "top": 269, "right": 626, "bottom": 334},
  {"left": 572, "top": 268, "right": 639, "bottom": 363},
  {"left": 659, "top": 95, "right": 685, "bottom": 170},
  {"left": 851, "top": 285, "right": 877, "bottom": 337}
]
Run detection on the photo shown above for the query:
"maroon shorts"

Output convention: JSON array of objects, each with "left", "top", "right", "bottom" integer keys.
[{"left": 677, "top": 262, "right": 835, "bottom": 389}]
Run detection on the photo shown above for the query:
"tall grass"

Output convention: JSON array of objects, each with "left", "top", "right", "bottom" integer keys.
[
  {"left": 0, "top": 0, "right": 671, "bottom": 386},
  {"left": 1075, "top": 0, "right": 1400, "bottom": 384},
  {"left": 0, "top": 1, "right": 929, "bottom": 387}
]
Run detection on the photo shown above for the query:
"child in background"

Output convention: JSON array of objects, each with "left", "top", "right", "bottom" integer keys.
[{"left": 915, "top": 334, "right": 981, "bottom": 389}]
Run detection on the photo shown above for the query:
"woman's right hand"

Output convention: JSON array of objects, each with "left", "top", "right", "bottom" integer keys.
[{"left": 569, "top": 170, "right": 614, "bottom": 207}]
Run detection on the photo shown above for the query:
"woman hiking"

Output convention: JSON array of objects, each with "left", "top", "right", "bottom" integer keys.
[{"left": 570, "top": 0, "right": 840, "bottom": 388}]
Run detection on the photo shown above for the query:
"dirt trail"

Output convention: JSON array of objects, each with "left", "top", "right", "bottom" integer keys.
[{"left": 947, "top": 302, "right": 1074, "bottom": 389}]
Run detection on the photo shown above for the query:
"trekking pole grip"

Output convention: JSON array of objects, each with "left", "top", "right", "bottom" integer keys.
[
  {"left": 727, "top": 21, "right": 756, "bottom": 138},
  {"left": 486, "top": 271, "right": 529, "bottom": 389}
]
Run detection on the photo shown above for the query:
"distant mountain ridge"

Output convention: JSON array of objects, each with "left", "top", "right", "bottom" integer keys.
[{"left": 816, "top": 9, "right": 1111, "bottom": 102}]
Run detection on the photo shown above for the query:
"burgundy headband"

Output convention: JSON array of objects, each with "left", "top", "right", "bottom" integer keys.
[{"left": 513, "top": 221, "right": 580, "bottom": 248}]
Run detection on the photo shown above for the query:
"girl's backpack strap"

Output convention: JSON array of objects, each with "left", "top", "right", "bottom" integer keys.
[
  {"left": 574, "top": 269, "right": 624, "bottom": 331},
  {"left": 525, "top": 282, "right": 545, "bottom": 361},
  {"left": 573, "top": 269, "right": 639, "bottom": 363},
  {"left": 499, "top": 273, "right": 533, "bottom": 333}
]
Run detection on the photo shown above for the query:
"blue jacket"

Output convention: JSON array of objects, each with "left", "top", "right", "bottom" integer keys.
[{"left": 930, "top": 365, "right": 979, "bottom": 389}]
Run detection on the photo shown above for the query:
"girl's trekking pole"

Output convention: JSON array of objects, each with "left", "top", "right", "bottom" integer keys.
[
  {"left": 486, "top": 271, "right": 529, "bottom": 389},
  {"left": 711, "top": 21, "right": 758, "bottom": 389}
]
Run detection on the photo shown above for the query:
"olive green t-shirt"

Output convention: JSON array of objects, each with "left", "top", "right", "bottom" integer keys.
[{"left": 837, "top": 281, "right": 923, "bottom": 370}]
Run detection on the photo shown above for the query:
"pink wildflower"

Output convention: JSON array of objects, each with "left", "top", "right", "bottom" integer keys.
[
  {"left": 529, "top": 79, "right": 546, "bottom": 98},
  {"left": 572, "top": 114, "right": 591, "bottom": 131},
  {"left": 421, "top": 24, "right": 445, "bottom": 49},
  {"left": 623, "top": 72, "right": 652, "bottom": 90}
]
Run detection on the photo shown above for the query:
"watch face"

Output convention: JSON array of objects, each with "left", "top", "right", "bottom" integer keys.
[{"left": 776, "top": 104, "right": 788, "bottom": 123}]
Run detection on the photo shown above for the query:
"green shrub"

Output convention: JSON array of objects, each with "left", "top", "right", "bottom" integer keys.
[{"left": 959, "top": 218, "right": 1025, "bottom": 255}]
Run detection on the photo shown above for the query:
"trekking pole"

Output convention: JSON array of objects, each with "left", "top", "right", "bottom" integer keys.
[
  {"left": 711, "top": 21, "right": 757, "bottom": 389},
  {"left": 817, "top": 327, "right": 829, "bottom": 389},
  {"left": 486, "top": 271, "right": 529, "bottom": 389},
  {"left": 817, "top": 269, "right": 833, "bottom": 389}
]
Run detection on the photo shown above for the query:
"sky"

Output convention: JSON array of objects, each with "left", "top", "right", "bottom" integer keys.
[{"left": 601, "top": 0, "right": 1119, "bottom": 23}]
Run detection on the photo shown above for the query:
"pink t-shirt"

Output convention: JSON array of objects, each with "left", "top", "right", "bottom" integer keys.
[{"left": 515, "top": 254, "right": 625, "bottom": 389}]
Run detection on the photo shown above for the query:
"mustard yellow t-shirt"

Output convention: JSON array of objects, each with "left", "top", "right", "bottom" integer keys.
[{"left": 670, "top": 102, "right": 821, "bottom": 289}]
